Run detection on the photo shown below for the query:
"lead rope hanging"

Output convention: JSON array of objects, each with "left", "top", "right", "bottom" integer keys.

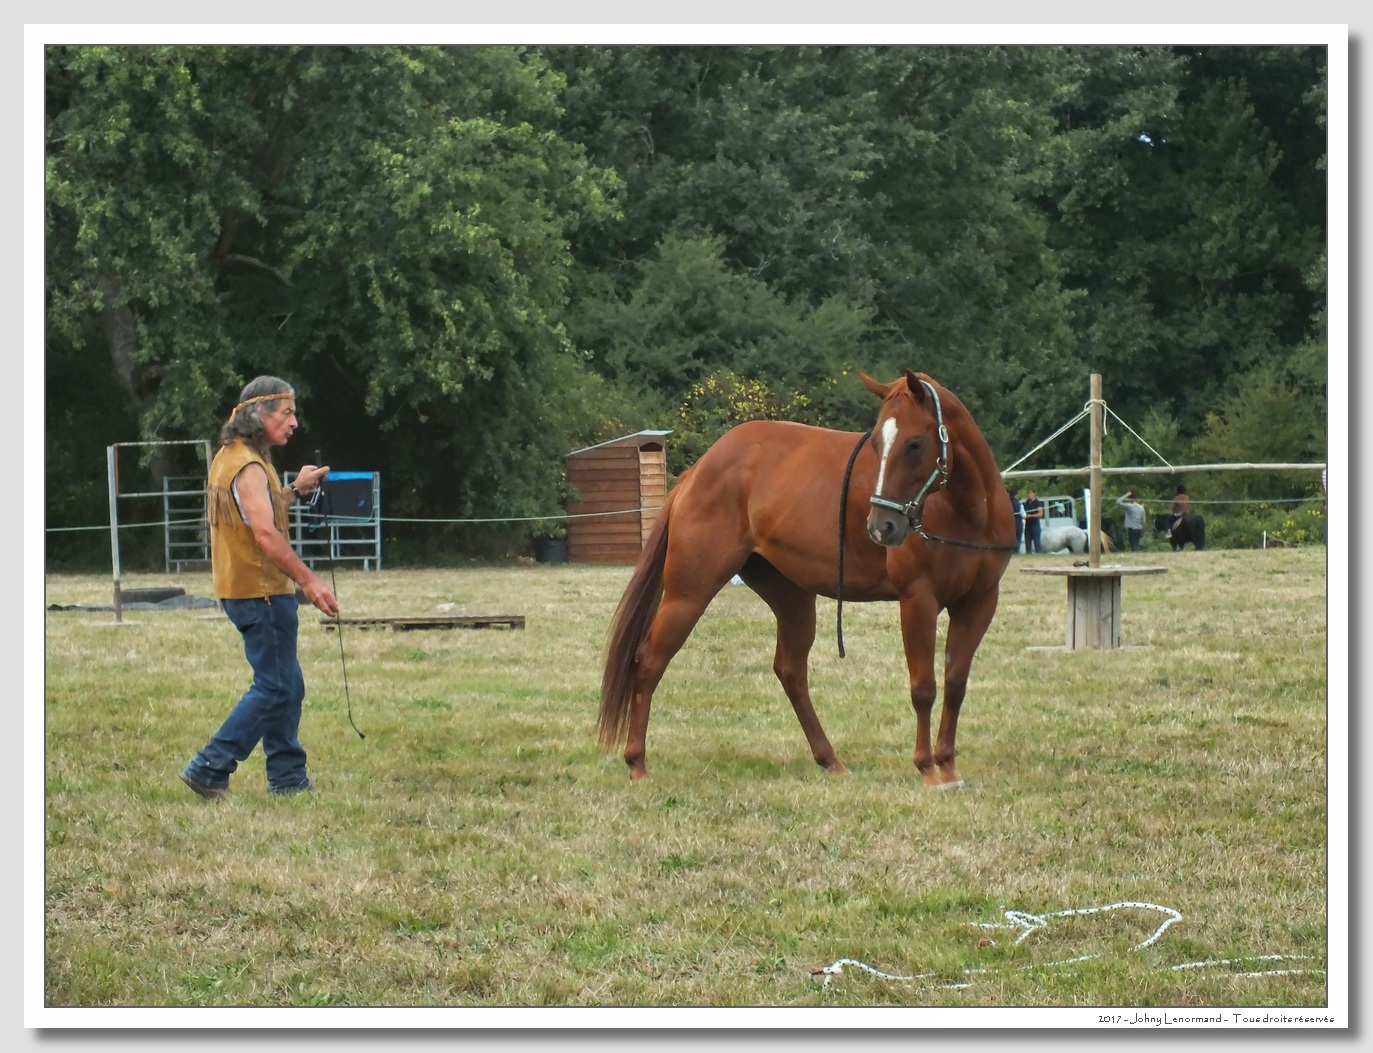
[{"left": 835, "top": 428, "right": 873, "bottom": 659}]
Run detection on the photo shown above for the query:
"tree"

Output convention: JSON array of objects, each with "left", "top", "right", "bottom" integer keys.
[
  {"left": 45, "top": 43, "right": 1330, "bottom": 560},
  {"left": 552, "top": 45, "right": 1092, "bottom": 461},
  {"left": 850, "top": 44, "right": 1088, "bottom": 440},
  {"left": 568, "top": 231, "right": 874, "bottom": 402},
  {"left": 1045, "top": 45, "right": 1326, "bottom": 439},
  {"left": 46, "top": 45, "right": 621, "bottom": 560},
  {"left": 549, "top": 45, "right": 882, "bottom": 304},
  {"left": 1192, "top": 365, "right": 1325, "bottom": 501}
]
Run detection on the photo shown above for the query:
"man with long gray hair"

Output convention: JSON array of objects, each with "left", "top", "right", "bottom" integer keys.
[{"left": 180, "top": 376, "right": 340, "bottom": 800}]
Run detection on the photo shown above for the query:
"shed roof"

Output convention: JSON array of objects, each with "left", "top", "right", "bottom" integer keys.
[{"left": 566, "top": 430, "right": 672, "bottom": 457}]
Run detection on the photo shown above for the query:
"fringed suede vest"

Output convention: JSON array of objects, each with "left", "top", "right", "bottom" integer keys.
[{"left": 207, "top": 441, "right": 293, "bottom": 600}]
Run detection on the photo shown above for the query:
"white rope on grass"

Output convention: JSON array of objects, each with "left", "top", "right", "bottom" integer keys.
[
  {"left": 810, "top": 958, "right": 936, "bottom": 986},
  {"left": 1172, "top": 954, "right": 1323, "bottom": 978},
  {"left": 811, "top": 900, "right": 1324, "bottom": 991},
  {"left": 975, "top": 900, "right": 1181, "bottom": 949}
]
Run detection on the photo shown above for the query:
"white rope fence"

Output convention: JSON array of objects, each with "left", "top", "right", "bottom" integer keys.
[
  {"left": 810, "top": 900, "right": 1323, "bottom": 991},
  {"left": 999, "top": 398, "right": 1323, "bottom": 480},
  {"left": 56, "top": 396, "right": 1325, "bottom": 540},
  {"left": 1102, "top": 402, "right": 1175, "bottom": 471},
  {"left": 999, "top": 404, "right": 1091, "bottom": 476},
  {"left": 46, "top": 505, "right": 665, "bottom": 534}
]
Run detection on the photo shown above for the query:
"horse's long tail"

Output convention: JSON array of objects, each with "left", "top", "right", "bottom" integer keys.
[
  {"left": 597, "top": 481, "right": 681, "bottom": 750},
  {"left": 1100, "top": 530, "right": 1116, "bottom": 553}
]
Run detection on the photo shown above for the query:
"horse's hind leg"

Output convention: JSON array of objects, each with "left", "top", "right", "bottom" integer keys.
[
  {"left": 623, "top": 533, "right": 749, "bottom": 781},
  {"left": 740, "top": 558, "right": 848, "bottom": 774},
  {"left": 622, "top": 591, "right": 716, "bottom": 782}
]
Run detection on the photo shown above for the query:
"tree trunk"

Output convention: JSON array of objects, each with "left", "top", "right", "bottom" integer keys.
[{"left": 95, "top": 273, "right": 173, "bottom": 482}]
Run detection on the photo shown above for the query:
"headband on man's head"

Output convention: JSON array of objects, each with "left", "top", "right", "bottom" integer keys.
[{"left": 227, "top": 392, "right": 294, "bottom": 425}]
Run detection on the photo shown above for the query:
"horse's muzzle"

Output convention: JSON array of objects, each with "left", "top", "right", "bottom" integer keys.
[{"left": 867, "top": 506, "right": 910, "bottom": 547}]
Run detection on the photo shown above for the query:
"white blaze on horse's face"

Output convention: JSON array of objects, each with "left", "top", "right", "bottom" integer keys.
[
  {"left": 874, "top": 415, "right": 899, "bottom": 497},
  {"left": 868, "top": 411, "right": 913, "bottom": 547}
]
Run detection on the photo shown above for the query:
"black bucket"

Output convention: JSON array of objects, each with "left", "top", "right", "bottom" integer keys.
[{"left": 533, "top": 539, "right": 567, "bottom": 565}]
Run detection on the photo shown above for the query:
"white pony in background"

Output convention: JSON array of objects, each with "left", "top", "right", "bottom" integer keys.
[{"left": 1039, "top": 524, "right": 1116, "bottom": 555}]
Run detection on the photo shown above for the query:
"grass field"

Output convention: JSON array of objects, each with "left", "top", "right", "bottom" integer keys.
[{"left": 39, "top": 546, "right": 1331, "bottom": 1016}]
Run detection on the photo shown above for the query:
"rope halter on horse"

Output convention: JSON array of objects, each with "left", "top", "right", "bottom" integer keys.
[
  {"left": 866, "top": 377, "right": 1016, "bottom": 553},
  {"left": 868, "top": 377, "right": 950, "bottom": 533}
]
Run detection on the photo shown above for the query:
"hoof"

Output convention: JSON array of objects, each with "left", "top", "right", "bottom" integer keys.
[
  {"left": 933, "top": 779, "right": 965, "bottom": 791},
  {"left": 825, "top": 761, "right": 851, "bottom": 776}
]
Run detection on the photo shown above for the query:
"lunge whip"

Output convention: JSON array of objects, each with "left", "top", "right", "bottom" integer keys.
[{"left": 317, "top": 450, "right": 365, "bottom": 739}]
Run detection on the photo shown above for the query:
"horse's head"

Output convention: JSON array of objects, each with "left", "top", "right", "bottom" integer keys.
[{"left": 859, "top": 369, "right": 950, "bottom": 547}]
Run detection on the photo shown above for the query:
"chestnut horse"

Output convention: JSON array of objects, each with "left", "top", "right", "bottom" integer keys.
[{"left": 598, "top": 370, "right": 1016, "bottom": 786}]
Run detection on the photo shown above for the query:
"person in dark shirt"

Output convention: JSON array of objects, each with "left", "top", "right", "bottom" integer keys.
[
  {"left": 1008, "top": 487, "right": 1024, "bottom": 553},
  {"left": 1022, "top": 489, "right": 1044, "bottom": 553}
]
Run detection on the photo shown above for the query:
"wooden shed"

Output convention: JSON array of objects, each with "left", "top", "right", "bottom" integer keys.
[{"left": 564, "top": 431, "right": 671, "bottom": 564}]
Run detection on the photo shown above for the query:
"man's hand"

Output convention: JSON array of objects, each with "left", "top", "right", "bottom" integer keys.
[
  {"left": 301, "top": 574, "right": 340, "bottom": 617},
  {"left": 294, "top": 464, "right": 331, "bottom": 494}
]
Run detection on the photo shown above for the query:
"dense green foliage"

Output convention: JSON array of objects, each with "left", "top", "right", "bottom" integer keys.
[{"left": 44, "top": 44, "right": 1330, "bottom": 566}]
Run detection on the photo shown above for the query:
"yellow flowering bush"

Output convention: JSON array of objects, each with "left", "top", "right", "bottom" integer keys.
[
  {"left": 669, "top": 369, "right": 812, "bottom": 474},
  {"left": 1205, "top": 499, "right": 1327, "bottom": 548}
]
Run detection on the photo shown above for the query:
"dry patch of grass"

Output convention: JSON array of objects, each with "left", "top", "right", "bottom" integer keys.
[{"left": 41, "top": 549, "right": 1329, "bottom": 1010}]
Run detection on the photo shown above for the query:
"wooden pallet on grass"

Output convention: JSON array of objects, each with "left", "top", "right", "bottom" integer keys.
[{"left": 321, "top": 614, "right": 525, "bottom": 632}]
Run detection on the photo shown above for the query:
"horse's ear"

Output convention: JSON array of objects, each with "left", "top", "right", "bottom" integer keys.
[
  {"left": 857, "top": 371, "right": 892, "bottom": 399},
  {"left": 902, "top": 369, "right": 927, "bottom": 403}
]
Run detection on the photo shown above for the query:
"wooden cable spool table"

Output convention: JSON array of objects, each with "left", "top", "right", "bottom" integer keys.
[{"left": 1019, "top": 564, "right": 1167, "bottom": 650}]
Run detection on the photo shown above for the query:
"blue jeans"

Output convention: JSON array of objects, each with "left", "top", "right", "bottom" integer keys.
[{"left": 184, "top": 595, "right": 309, "bottom": 792}]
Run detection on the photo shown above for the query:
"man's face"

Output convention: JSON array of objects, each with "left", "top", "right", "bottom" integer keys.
[{"left": 262, "top": 400, "right": 298, "bottom": 447}]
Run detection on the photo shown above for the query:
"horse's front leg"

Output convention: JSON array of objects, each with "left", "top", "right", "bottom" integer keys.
[
  {"left": 897, "top": 593, "right": 943, "bottom": 788},
  {"left": 740, "top": 560, "right": 848, "bottom": 774},
  {"left": 935, "top": 587, "right": 1002, "bottom": 789}
]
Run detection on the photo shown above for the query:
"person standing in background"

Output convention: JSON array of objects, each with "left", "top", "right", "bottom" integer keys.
[
  {"left": 1009, "top": 487, "right": 1024, "bottom": 553},
  {"left": 1022, "top": 488, "right": 1044, "bottom": 553},
  {"left": 1169, "top": 483, "right": 1190, "bottom": 537},
  {"left": 1116, "top": 490, "right": 1146, "bottom": 552}
]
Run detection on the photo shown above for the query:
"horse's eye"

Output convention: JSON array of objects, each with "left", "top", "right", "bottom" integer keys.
[{"left": 906, "top": 438, "right": 925, "bottom": 457}]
